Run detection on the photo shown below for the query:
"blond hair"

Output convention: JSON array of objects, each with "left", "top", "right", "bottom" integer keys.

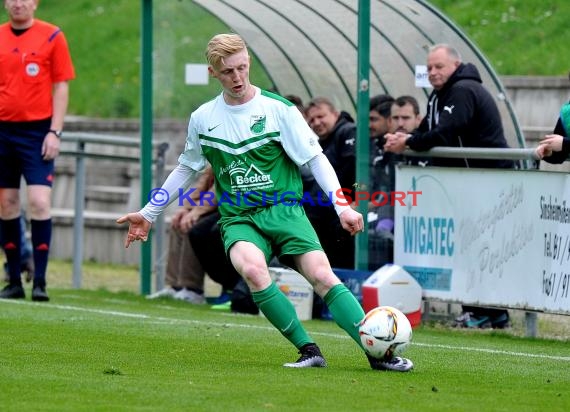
[{"left": 205, "top": 33, "right": 247, "bottom": 69}]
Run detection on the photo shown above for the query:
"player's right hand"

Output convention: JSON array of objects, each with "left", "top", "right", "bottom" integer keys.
[
  {"left": 339, "top": 208, "right": 364, "bottom": 236},
  {"left": 116, "top": 212, "right": 152, "bottom": 248}
]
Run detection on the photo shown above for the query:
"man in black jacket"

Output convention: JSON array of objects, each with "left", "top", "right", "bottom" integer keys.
[
  {"left": 369, "top": 94, "right": 395, "bottom": 198},
  {"left": 303, "top": 97, "right": 356, "bottom": 269},
  {"left": 384, "top": 44, "right": 513, "bottom": 327},
  {"left": 536, "top": 69, "right": 570, "bottom": 165},
  {"left": 384, "top": 44, "right": 513, "bottom": 169}
]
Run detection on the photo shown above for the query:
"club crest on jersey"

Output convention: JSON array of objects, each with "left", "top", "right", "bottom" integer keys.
[
  {"left": 26, "top": 63, "right": 40, "bottom": 77},
  {"left": 250, "top": 115, "right": 266, "bottom": 134}
]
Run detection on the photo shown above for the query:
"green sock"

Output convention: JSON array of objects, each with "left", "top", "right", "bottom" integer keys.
[
  {"left": 324, "top": 284, "right": 366, "bottom": 349},
  {"left": 252, "top": 282, "right": 312, "bottom": 349}
]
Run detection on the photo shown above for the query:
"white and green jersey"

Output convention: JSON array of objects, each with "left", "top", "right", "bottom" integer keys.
[{"left": 179, "top": 87, "right": 322, "bottom": 217}]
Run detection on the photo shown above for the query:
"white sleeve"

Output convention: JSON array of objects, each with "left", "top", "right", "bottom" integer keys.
[
  {"left": 307, "top": 153, "right": 351, "bottom": 216},
  {"left": 139, "top": 163, "right": 201, "bottom": 223},
  {"left": 279, "top": 106, "right": 322, "bottom": 166},
  {"left": 178, "top": 112, "right": 209, "bottom": 171}
]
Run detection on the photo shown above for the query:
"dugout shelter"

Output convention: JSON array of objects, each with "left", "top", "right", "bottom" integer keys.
[{"left": 139, "top": 0, "right": 525, "bottom": 290}]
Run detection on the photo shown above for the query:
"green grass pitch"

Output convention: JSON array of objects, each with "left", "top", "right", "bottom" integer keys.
[{"left": 0, "top": 289, "right": 568, "bottom": 412}]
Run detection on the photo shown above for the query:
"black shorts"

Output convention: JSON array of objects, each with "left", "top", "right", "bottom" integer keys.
[{"left": 0, "top": 120, "right": 54, "bottom": 188}]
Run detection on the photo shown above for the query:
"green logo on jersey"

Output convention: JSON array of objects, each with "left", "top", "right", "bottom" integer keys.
[{"left": 250, "top": 115, "right": 266, "bottom": 134}]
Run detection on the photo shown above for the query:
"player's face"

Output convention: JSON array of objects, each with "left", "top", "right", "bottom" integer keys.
[
  {"left": 427, "top": 48, "right": 460, "bottom": 90},
  {"left": 209, "top": 49, "right": 252, "bottom": 105},
  {"left": 369, "top": 110, "right": 390, "bottom": 139},
  {"left": 390, "top": 103, "right": 420, "bottom": 133},
  {"left": 5, "top": 0, "right": 37, "bottom": 25},
  {"left": 306, "top": 103, "right": 339, "bottom": 140}
]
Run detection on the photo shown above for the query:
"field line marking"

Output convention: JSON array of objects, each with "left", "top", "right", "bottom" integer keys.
[
  {"left": 2, "top": 299, "right": 569, "bottom": 362},
  {"left": 411, "top": 342, "right": 570, "bottom": 362}
]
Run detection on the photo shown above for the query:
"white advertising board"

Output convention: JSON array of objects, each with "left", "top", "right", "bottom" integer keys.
[{"left": 394, "top": 166, "right": 570, "bottom": 314}]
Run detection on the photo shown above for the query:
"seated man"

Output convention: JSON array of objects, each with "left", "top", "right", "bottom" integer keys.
[
  {"left": 536, "top": 97, "right": 570, "bottom": 163},
  {"left": 367, "top": 94, "right": 396, "bottom": 270},
  {"left": 385, "top": 45, "right": 514, "bottom": 326},
  {"left": 146, "top": 167, "right": 214, "bottom": 303},
  {"left": 303, "top": 97, "right": 356, "bottom": 270},
  {"left": 188, "top": 210, "right": 255, "bottom": 314}
]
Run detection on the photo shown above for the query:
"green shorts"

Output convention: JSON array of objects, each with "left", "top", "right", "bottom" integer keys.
[{"left": 219, "top": 203, "right": 323, "bottom": 263}]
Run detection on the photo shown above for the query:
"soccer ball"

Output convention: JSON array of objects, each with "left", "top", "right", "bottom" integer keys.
[{"left": 358, "top": 306, "right": 412, "bottom": 360}]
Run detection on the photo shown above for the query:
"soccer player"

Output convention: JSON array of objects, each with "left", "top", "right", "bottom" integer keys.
[
  {"left": 0, "top": 0, "right": 75, "bottom": 301},
  {"left": 117, "top": 33, "right": 413, "bottom": 372}
]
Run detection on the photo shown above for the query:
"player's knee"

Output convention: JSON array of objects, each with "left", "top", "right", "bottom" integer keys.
[
  {"left": 0, "top": 195, "right": 21, "bottom": 217},
  {"left": 311, "top": 268, "right": 340, "bottom": 295},
  {"left": 239, "top": 262, "right": 270, "bottom": 290},
  {"left": 28, "top": 197, "right": 51, "bottom": 218}
]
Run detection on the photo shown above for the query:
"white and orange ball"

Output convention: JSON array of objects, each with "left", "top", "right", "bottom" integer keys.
[{"left": 358, "top": 306, "right": 413, "bottom": 360}]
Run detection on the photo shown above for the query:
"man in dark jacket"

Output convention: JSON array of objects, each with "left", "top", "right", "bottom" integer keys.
[
  {"left": 384, "top": 44, "right": 513, "bottom": 327},
  {"left": 536, "top": 100, "right": 570, "bottom": 163},
  {"left": 369, "top": 94, "right": 395, "bottom": 197},
  {"left": 303, "top": 97, "right": 356, "bottom": 269},
  {"left": 384, "top": 44, "right": 513, "bottom": 169}
]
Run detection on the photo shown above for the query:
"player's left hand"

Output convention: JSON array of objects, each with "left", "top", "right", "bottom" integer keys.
[
  {"left": 42, "top": 133, "right": 60, "bottom": 160},
  {"left": 116, "top": 212, "right": 152, "bottom": 248},
  {"left": 339, "top": 208, "right": 364, "bottom": 236}
]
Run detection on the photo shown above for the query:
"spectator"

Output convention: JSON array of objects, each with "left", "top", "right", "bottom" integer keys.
[
  {"left": 384, "top": 44, "right": 514, "bottom": 169},
  {"left": 117, "top": 33, "right": 412, "bottom": 372},
  {"left": 368, "top": 95, "right": 426, "bottom": 269},
  {"left": 304, "top": 97, "right": 356, "bottom": 270},
  {"left": 188, "top": 210, "right": 255, "bottom": 314},
  {"left": 368, "top": 94, "right": 395, "bottom": 198},
  {"left": 367, "top": 94, "right": 397, "bottom": 269},
  {"left": 390, "top": 95, "right": 423, "bottom": 135},
  {"left": 283, "top": 94, "right": 327, "bottom": 317},
  {"left": 154, "top": 206, "right": 209, "bottom": 303},
  {"left": 384, "top": 44, "right": 513, "bottom": 328},
  {"left": 0, "top": 0, "right": 75, "bottom": 301},
  {"left": 146, "top": 166, "right": 215, "bottom": 303},
  {"left": 371, "top": 95, "right": 424, "bottom": 204},
  {"left": 153, "top": 165, "right": 251, "bottom": 310},
  {"left": 388, "top": 94, "right": 430, "bottom": 168},
  {"left": 536, "top": 74, "right": 570, "bottom": 163}
]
